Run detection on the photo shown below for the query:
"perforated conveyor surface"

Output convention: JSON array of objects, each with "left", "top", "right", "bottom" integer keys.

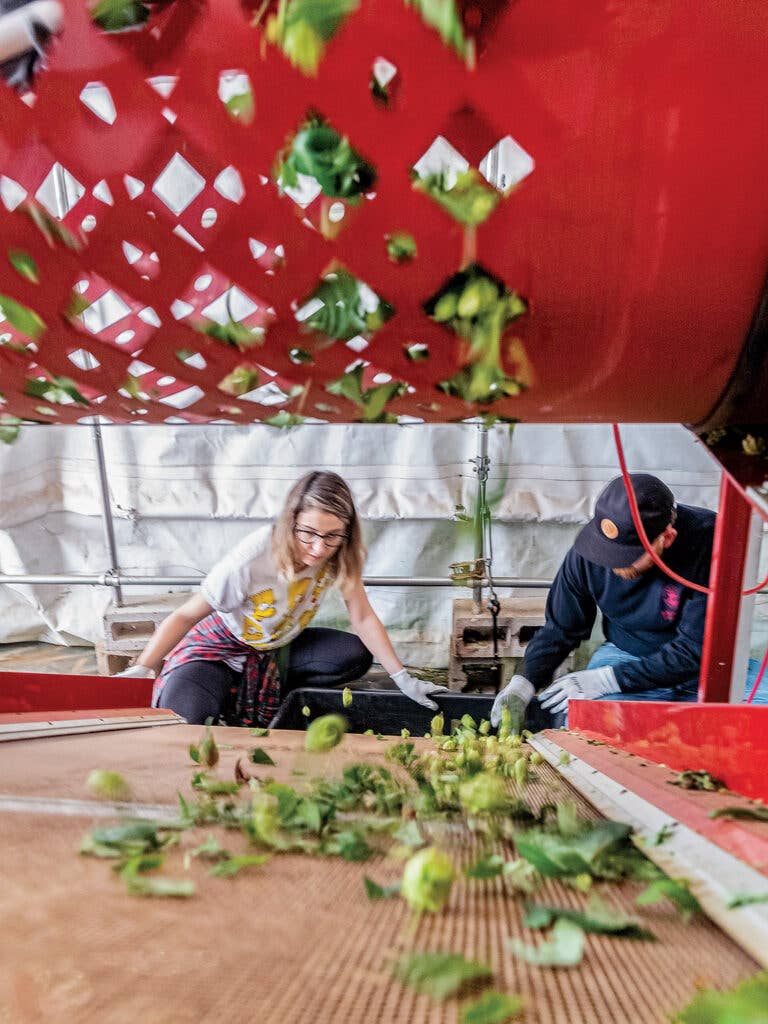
[{"left": 0, "top": 726, "right": 758, "bottom": 1023}]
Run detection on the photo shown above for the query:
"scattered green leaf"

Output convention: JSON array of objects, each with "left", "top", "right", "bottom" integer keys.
[
  {"left": 125, "top": 875, "right": 196, "bottom": 898},
  {"left": 392, "top": 951, "right": 492, "bottom": 1000},
  {"left": 709, "top": 804, "right": 768, "bottom": 822},
  {"left": 464, "top": 853, "right": 505, "bottom": 880},
  {"left": 363, "top": 876, "right": 401, "bottom": 901},
  {"left": 672, "top": 971, "right": 768, "bottom": 1023},
  {"left": 507, "top": 919, "right": 585, "bottom": 968},
  {"left": 523, "top": 894, "right": 656, "bottom": 940},
  {"left": 635, "top": 878, "right": 701, "bottom": 922},
  {"left": 726, "top": 892, "right": 768, "bottom": 909},
  {"left": 671, "top": 770, "right": 726, "bottom": 792},
  {"left": 460, "top": 990, "right": 524, "bottom": 1024},
  {"left": 249, "top": 747, "right": 276, "bottom": 766},
  {"left": 209, "top": 854, "right": 270, "bottom": 877}
]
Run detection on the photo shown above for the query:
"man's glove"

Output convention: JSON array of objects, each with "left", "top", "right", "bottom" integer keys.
[
  {"left": 490, "top": 675, "right": 535, "bottom": 732},
  {"left": 391, "top": 668, "right": 449, "bottom": 710},
  {"left": 538, "top": 667, "right": 618, "bottom": 714},
  {"left": 116, "top": 664, "right": 156, "bottom": 679}
]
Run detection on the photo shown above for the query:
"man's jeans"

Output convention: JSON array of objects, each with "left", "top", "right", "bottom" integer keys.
[{"left": 526, "top": 643, "right": 765, "bottom": 731}]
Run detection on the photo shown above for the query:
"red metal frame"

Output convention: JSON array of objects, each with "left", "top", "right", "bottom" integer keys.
[
  {"left": 0, "top": 671, "right": 153, "bottom": 714},
  {"left": 699, "top": 474, "right": 755, "bottom": 702},
  {"left": 568, "top": 700, "right": 768, "bottom": 803},
  {"left": 546, "top": 726, "right": 768, "bottom": 875},
  {"left": 1, "top": 1, "right": 768, "bottom": 424}
]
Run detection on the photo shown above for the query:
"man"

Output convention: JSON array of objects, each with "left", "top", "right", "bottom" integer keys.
[{"left": 492, "top": 473, "right": 722, "bottom": 730}]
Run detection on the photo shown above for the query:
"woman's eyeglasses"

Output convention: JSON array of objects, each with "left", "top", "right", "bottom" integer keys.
[{"left": 294, "top": 526, "right": 347, "bottom": 550}]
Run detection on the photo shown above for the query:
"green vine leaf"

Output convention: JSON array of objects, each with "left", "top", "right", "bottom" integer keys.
[
  {"left": 8, "top": 250, "right": 39, "bottom": 283},
  {"left": 0, "top": 295, "right": 46, "bottom": 340}
]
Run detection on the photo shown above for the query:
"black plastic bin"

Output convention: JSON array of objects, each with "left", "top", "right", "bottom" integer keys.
[{"left": 269, "top": 687, "right": 495, "bottom": 736}]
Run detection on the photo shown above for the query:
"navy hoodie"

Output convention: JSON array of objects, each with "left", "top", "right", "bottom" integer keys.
[{"left": 522, "top": 505, "right": 715, "bottom": 694}]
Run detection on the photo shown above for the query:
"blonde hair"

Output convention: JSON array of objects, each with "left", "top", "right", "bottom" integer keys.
[{"left": 272, "top": 471, "right": 365, "bottom": 591}]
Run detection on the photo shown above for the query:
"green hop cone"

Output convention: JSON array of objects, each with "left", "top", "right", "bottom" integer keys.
[
  {"left": 430, "top": 712, "right": 444, "bottom": 738},
  {"left": 250, "top": 789, "right": 280, "bottom": 846},
  {"left": 342, "top": 686, "right": 353, "bottom": 708},
  {"left": 432, "top": 292, "right": 458, "bottom": 323},
  {"left": 458, "top": 773, "right": 508, "bottom": 815},
  {"left": 305, "top": 713, "right": 347, "bottom": 753},
  {"left": 86, "top": 769, "right": 130, "bottom": 802},
  {"left": 513, "top": 756, "right": 529, "bottom": 787},
  {"left": 401, "top": 846, "right": 455, "bottom": 913},
  {"left": 199, "top": 726, "right": 219, "bottom": 769}
]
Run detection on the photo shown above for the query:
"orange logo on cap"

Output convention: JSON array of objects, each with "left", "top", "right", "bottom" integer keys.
[{"left": 600, "top": 518, "right": 619, "bottom": 539}]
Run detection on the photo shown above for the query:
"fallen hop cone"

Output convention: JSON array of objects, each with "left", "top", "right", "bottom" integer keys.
[
  {"left": 86, "top": 769, "right": 130, "bottom": 802},
  {"left": 401, "top": 847, "right": 455, "bottom": 913},
  {"left": 305, "top": 713, "right": 347, "bottom": 753},
  {"left": 343, "top": 687, "right": 353, "bottom": 708}
]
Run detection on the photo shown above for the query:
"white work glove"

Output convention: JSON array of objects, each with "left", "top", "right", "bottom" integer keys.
[
  {"left": 490, "top": 674, "right": 535, "bottom": 731},
  {"left": 115, "top": 664, "right": 156, "bottom": 679},
  {"left": 391, "top": 668, "right": 449, "bottom": 711},
  {"left": 538, "top": 667, "right": 618, "bottom": 714}
]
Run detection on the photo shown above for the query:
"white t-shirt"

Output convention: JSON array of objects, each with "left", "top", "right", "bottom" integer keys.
[{"left": 200, "top": 531, "right": 334, "bottom": 671}]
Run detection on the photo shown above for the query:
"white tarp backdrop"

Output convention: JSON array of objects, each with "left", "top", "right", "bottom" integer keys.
[{"left": 0, "top": 422, "right": 765, "bottom": 667}]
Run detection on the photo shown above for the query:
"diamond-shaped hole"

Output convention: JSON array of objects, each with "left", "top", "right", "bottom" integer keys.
[
  {"left": 68, "top": 348, "right": 101, "bottom": 371},
  {"left": 219, "top": 70, "right": 254, "bottom": 124},
  {"left": 325, "top": 362, "right": 408, "bottom": 423},
  {"left": 425, "top": 263, "right": 528, "bottom": 404},
  {"left": 79, "top": 289, "right": 132, "bottom": 334},
  {"left": 1, "top": 176, "right": 27, "bottom": 211},
  {"left": 35, "top": 164, "right": 85, "bottom": 220},
  {"left": 479, "top": 136, "right": 535, "bottom": 194},
  {"left": 159, "top": 386, "right": 205, "bottom": 409},
  {"left": 412, "top": 137, "right": 499, "bottom": 225},
  {"left": 296, "top": 269, "right": 393, "bottom": 342},
  {"left": 192, "top": 283, "right": 274, "bottom": 351},
  {"left": 79, "top": 82, "right": 117, "bottom": 125},
  {"left": 176, "top": 350, "right": 207, "bottom": 370},
  {"left": 277, "top": 115, "right": 376, "bottom": 214},
  {"left": 260, "top": 2, "right": 356, "bottom": 76},
  {"left": 214, "top": 166, "right": 245, "bottom": 204},
  {"left": 152, "top": 153, "right": 205, "bottom": 216},
  {"left": 370, "top": 57, "right": 398, "bottom": 107}
]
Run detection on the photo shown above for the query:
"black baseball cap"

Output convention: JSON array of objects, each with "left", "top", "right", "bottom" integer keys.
[{"left": 573, "top": 474, "right": 676, "bottom": 569}]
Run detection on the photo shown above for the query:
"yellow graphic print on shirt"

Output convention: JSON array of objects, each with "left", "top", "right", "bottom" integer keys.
[
  {"left": 241, "top": 589, "right": 276, "bottom": 645},
  {"left": 240, "top": 568, "right": 332, "bottom": 649}
]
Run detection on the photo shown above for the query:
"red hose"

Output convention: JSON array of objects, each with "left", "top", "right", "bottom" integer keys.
[
  {"left": 613, "top": 424, "right": 768, "bottom": 597},
  {"left": 612, "top": 424, "right": 710, "bottom": 594}
]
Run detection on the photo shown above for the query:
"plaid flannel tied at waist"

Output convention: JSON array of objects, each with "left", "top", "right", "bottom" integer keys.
[{"left": 154, "top": 612, "right": 282, "bottom": 727}]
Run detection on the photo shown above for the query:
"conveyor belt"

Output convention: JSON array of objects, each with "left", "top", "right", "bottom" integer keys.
[{"left": 0, "top": 726, "right": 759, "bottom": 1023}]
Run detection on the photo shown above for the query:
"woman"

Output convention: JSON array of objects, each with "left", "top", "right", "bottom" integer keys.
[{"left": 120, "top": 471, "right": 447, "bottom": 726}]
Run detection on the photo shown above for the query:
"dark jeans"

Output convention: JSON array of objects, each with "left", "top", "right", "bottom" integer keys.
[{"left": 155, "top": 627, "right": 373, "bottom": 725}]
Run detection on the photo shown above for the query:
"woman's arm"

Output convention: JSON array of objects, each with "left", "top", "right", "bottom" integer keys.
[
  {"left": 343, "top": 578, "right": 448, "bottom": 709},
  {"left": 343, "top": 579, "right": 402, "bottom": 675},
  {"left": 134, "top": 592, "right": 213, "bottom": 674}
]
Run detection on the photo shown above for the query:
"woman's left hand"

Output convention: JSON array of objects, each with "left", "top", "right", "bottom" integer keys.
[{"left": 391, "top": 668, "right": 449, "bottom": 710}]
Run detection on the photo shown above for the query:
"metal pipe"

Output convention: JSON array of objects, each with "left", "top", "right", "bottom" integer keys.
[
  {"left": 90, "top": 422, "right": 123, "bottom": 605},
  {"left": 472, "top": 423, "right": 489, "bottom": 607},
  {"left": 0, "top": 573, "right": 556, "bottom": 589}
]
